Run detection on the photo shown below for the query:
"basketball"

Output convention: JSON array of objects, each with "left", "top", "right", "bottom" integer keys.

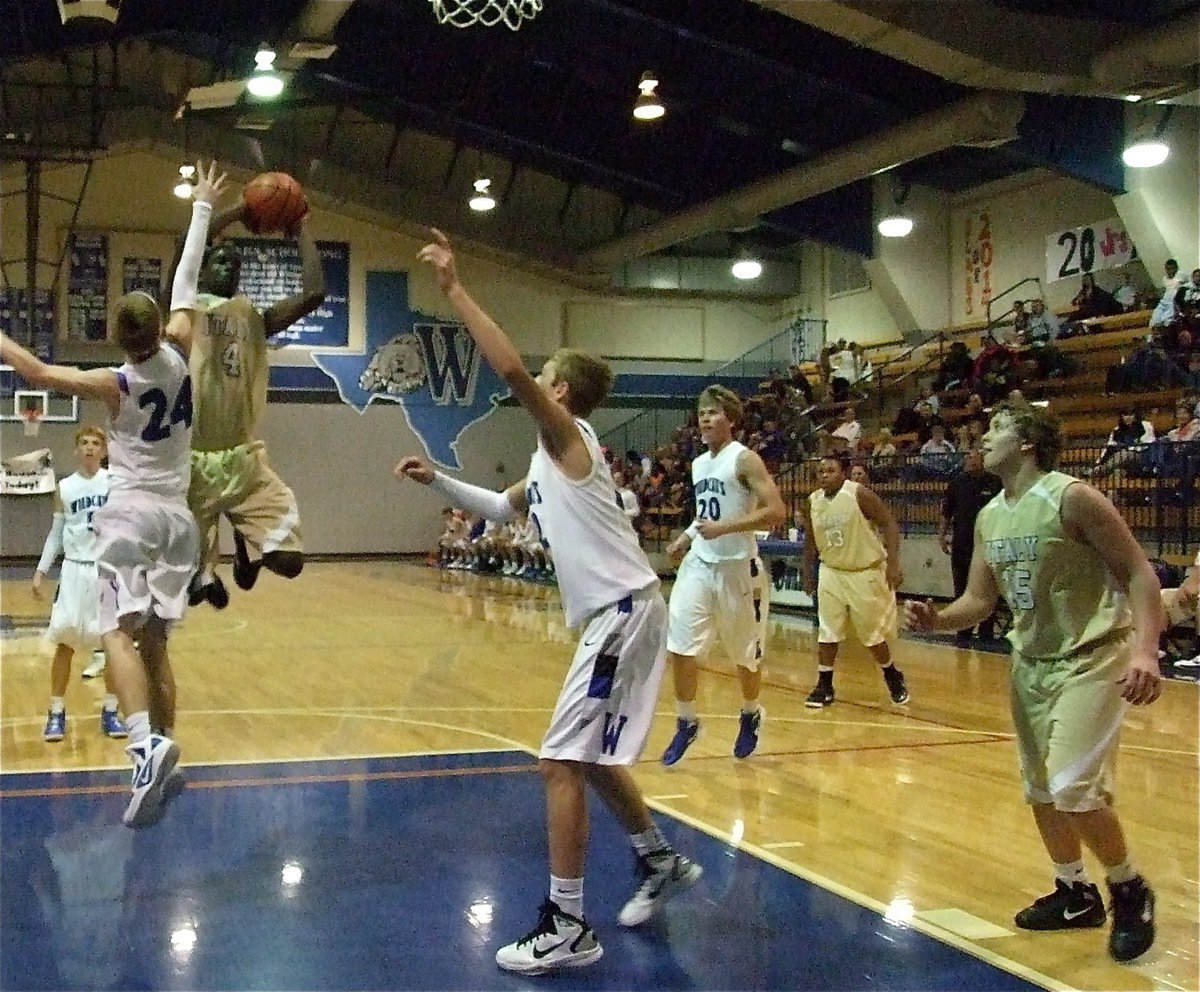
[{"left": 242, "top": 172, "right": 308, "bottom": 234}]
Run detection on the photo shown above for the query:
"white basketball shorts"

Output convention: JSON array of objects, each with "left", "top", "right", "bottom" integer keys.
[
  {"left": 44, "top": 558, "right": 102, "bottom": 651},
  {"left": 667, "top": 553, "right": 769, "bottom": 670},
  {"left": 94, "top": 493, "right": 199, "bottom": 635},
  {"left": 540, "top": 587, "right": 668, "bottom": 765},
  {"left": 816, "top": 562, "right": 897, "bottom": 646}
]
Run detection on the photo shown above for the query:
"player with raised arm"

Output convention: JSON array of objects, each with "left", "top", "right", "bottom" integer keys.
[
  {"left": 1, "top": 161, "right": 225, "bottom": 827},
  {"left": 395, "top": 229, "right": 701, "bottom": 975},
  {"left": 660, "top": 385, "right": 785, "bottom": 765},
  {"left": 170, "top": 190, "right": 325, "bottom": 608},
  {"left": 905, "top": 400, "right": 1161, "bottom": 962}
]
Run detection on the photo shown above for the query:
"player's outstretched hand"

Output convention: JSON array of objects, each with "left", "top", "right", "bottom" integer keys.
[
  {"left": 417, "top": 228, "right": 460, "bottom": 295},
  {"left": 1117, "top": 653, "right": 1162, "bottom": 706},
  {"left": 31, "top": 572, "right": 45, "bottom": 601},
  {"left": 903, "top": 598, "right": 938, "bottom": 632},
  {"left": 192, "top": 160, "right": 228, "bottom": 208},
  {"left": 395, "top": 456, "right": 435, "bottom": 485}
]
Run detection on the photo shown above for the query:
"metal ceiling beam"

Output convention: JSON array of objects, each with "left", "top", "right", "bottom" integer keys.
[{"left": 578, "top": 89, "right": 1025, "bottom": 269}]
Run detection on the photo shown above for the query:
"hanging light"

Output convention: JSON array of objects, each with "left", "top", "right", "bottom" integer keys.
[
  {"left": 633, "top": 71, "right": 664, "bottom": 121},
  {"left": 469, "top": 177, "right": 496, "bottom": 212},
  {"left": 1123, "top": 105, "right": 1172, "bottom": 169},
  {"left": 247, "top": 44, "right": 284, "bottom": 98},
  {"left": 172, "top": 163, "right": 195, "bottom": 199},
  {"left": 731, "top": 257, "right": 763, "bottom": 280},
  {"left": 878, "top": 214, "right": 914, "bottom": 238}
]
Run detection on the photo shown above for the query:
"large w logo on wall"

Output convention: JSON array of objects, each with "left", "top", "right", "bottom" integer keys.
[{"left": 312, "top": 271, "right": 509, "bottom": 469}]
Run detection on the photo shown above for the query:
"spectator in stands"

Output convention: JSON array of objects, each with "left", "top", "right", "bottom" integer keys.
[
  {"left": 1011, "top": 300, "right": 1029, "bottom": 339},
  {"left": 962, "top": 392, "right": 988, "bottom": 431},
  {"left": 1143, "top": 402, "right": 1200, "bottom": 483},
  {"left": 972, "top": 333, "right": 1021, "bottom": 403},
  {"left": 1176, "top": 268, "right": 1200, "bottom": 332},
  {"left": 1183, "top": 353, "right": 1200, "bottom": 391},
  {"left": 1114, "top": 273, "right": 1138, "bottom": 312},
  {"left": 1069, "top": 273, "right": 1122, "bottom": 321},
  {"left": 612, "top": 470, "right": 640, "bottom": 521},
  {"left": 1106, "top": 333, "right": 1183, "bottom": 393},
  {"left": 871, "top": 428, "right": 897, "bottom": 459},
  {"left": 919, "top": 424, "right": 958, "bottom": 477},
  {"left": 912, "top": 400, "right": 943, "bottom": 447},
  {"left": 1086, "top": 409, "right": 1155, "bottom": 480},
  {"left": 933, "top": 340, "right": 975, "bottom": 392},
  {"left": 853, "top": 343, "right": 874, "bottom": 386},
  {"left": 849, "top": 462, "right": 873, "bottom": 487},
  {"left": 830, "top": 406, "right": 862, "bottom": 451},
  {"left": 828, "top": 341, "right": 858, "bottom": 402},
  {"left": 1023, "top": 299, "right": 1063, "bottom": 343},
  {"left": 1150, "top": 259, "right": 1184, "bottom": 330},
  {"left": 788, "top": 363, "right": 815, "bottom": 406}
]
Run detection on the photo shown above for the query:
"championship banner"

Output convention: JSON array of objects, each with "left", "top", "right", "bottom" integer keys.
[
  {"left": 0, "top": 448, "right": 55, "bottom": 495},
  {"left": 1045, "top": 218, "right": 1136, "bottom": 284}
]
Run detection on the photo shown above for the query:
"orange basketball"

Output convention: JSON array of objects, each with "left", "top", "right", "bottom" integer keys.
[{"left": 242, "top": 172, "right": 308, "bottom": 234}]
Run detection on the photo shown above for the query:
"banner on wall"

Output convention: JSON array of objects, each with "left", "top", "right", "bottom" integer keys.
[
  {"left": 1045, "top": 218, "right": 1137, "bottom": 284},
  {"left": 0, "top": 448, "right": 55, "bottom": 496},
  {"left": 0, "top": 288, "right": 55, "bottom": 360},
  {"left": 122, "top": 256, "right": 163, "bottom": 302},
  {"left": 310, "top": 271, "right": 510, "bottom": 470},
  {"left": 963, "top": 210, "right": 993, "bottom": 318},
  {"left": 788, "top": 317, "right": 826, "bottom": 364},
  {"left": 66, "top": 232, "right": 109, "bottom": 342},
  {"left": 229, "top": 238, "right": 350, "bottom": 347}
]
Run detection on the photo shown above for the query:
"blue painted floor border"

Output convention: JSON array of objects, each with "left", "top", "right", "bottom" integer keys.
[{"left": 1, "top": 750, "right": 1043, "bottom": 991}]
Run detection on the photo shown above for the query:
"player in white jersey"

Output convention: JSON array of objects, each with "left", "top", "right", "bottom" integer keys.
[
  {"left": 395, "top": 229, "right": 701, "bottom": 976},
  {"left": 32, "top": 425, "right": 127, "bottom": 742},
  {"left": 800, "top": 452, "right": 910, "bottom": 708},
  {"left": 0, "top": 160, "right": 224, "bottom": 828},
  {"left": 660, "top": 385, "right": 785, "bottom": 765}
]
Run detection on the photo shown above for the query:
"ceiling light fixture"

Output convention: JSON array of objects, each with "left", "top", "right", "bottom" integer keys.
[
  {"left": 1123, "top": 94, "right": 1142, "bottom": 103},
  {"left": 247, "top": 44, "right": 284, "bottom": 99},
  {"left": 878, "top": 214, "right": 914, "bottom": 238},
  {"left": 731, "top": 257, "right": 763, "bottom": 280},
  {"left": 469, "top": 177, "right": 496, "bottom": 212},
  {"left": 633, "top": 71, "right": 664, "bottom": 121},
  {"left": 1122, "top": 105, "right": 1172, "bottom": 168},
  {"left": 172, "top": 163, "right": 195, "bottom": 199}
]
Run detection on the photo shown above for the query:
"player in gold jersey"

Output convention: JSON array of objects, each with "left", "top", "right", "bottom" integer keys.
[
  {"left": 168, "top": 199, "right": 326, "bottom": 607},
  {"left": 906, "top": 400, "right": 1161, "bottom": 963},
  {"left": 800, "top": 452, "right": 909, "bottom": 708}
]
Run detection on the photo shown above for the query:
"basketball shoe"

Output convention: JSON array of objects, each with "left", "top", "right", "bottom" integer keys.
[
  {"left": 1108, "top": 876, "right": 1155, "bottom": 962},
  {"left": 733, "top": 708, "right": 762, "bottom": 759},
  {"left": 494, "top": 900, "right": 602, "bottom": 974},
  {"left": 123, "top": 734, "right": 180, "bottom": 828},
  {"left": 1014, "top": 879, "right": 1105, "bottom": 930},
  {"left": 661, "top": 718, "right": 699, "bottom": 766},
  {"left": 43, "top": 710, "right": 66, "bottom": 742},
  {"left": 618, "top": 850, "right": 703, "bottom": 927},
  {"left": 100, "top": 707, "right": 128, "bottom": 739}
]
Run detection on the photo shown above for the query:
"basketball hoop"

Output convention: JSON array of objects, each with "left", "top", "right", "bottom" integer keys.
[
  {"left": 21, "top": 407, "right": 41, "bottom": 438},
  {"left": 429, "top": 0, "right": 542, "bottom": 30}
]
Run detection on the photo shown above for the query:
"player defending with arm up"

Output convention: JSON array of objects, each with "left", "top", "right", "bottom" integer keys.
[
  {"left": 169, "top": 192, "right": 326, "bottom": 608},
  {"left": 2, "top": 161, "right": 226, "bottom": 827},
  {"left": 905, "top": 399, "right": 1161, "bottom": 964},
  {"left": 394, "top": 229, "right": 701, "bottom": 976}
]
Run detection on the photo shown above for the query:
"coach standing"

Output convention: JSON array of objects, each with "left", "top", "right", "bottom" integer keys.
[{"left": 939, "top": 446, "right": 1001, "bottom": 645}]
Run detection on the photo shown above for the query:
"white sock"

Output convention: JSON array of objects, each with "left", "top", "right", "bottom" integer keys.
[
  {"left": 49, "top": 697, "right": 65, "bottom": 714},
  {"left": 741, "top": 701, "right": 761, "bottom": 716},
  {"left": 1053, "top": 859, "right": 1089, "bottom": 887},
  {"left": 630, "top": 825, "right": 669, "bottom": 857},
  {"left": 676, "top": 701, "right": 697, "bottom": 722},
  {"left": 1105, "top": 860, "right": 1137, "bottom": 885},
  {"left": 125, "top": 711, "right": 151, "bottom": 744},
  {"left": 550, "top": 875, "right": 584, "bottom": 920},
  {"left": 102, "top": 695, "right": 119, "bottom": 712}
]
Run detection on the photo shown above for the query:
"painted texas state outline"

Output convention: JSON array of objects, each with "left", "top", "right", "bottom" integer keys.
[{"left": 311, "top": 271, "right": 509, "bottom": 470}]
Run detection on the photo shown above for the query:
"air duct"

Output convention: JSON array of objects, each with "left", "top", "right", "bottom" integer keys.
[
  {"left": 1091, "top": 9, "right": 1200, "bottom": 90},
  {"left": 578, "top": 90, "right": 1024, "bottom": 270}
]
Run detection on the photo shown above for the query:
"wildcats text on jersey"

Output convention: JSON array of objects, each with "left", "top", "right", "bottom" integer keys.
[
  {"left": 694, "top": 478, "right": 727, "bottom": 496},
  {"left": 69, "top": 492, "right": 107, "bottom": 515},
  {"left": 984, "top": 535, "right": 1040, "bottom": 564}
]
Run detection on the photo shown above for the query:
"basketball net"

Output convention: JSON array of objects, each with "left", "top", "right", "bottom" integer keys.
[
  {"left": 429, "top": 0, "right": 542, "bottom": 30},
  {"left": 21, "top": 407, "right": 41, "bottom": 438}
]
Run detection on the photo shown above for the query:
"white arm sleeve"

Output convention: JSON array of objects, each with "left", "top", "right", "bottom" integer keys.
[
  {"left": 170, "top": 200, "right": 214, "bottom": 312},
  {"left": 37, "top": 513, "right": 65, "bottom": 574},
  {"left": 430, "top": 472, "right": 518, "bottom": 523}
]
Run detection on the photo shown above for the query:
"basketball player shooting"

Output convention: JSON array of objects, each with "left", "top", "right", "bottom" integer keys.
[
  {"left": 394, "top": 228, "right": 701, "bottom": 975},
  {"left": 167, "top": 173, "right": 326, "bottom": 608}
]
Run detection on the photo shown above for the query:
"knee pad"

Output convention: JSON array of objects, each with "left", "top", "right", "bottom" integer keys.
[{"left": 263, "top": 551, "right": 304, "bottom": 579}]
